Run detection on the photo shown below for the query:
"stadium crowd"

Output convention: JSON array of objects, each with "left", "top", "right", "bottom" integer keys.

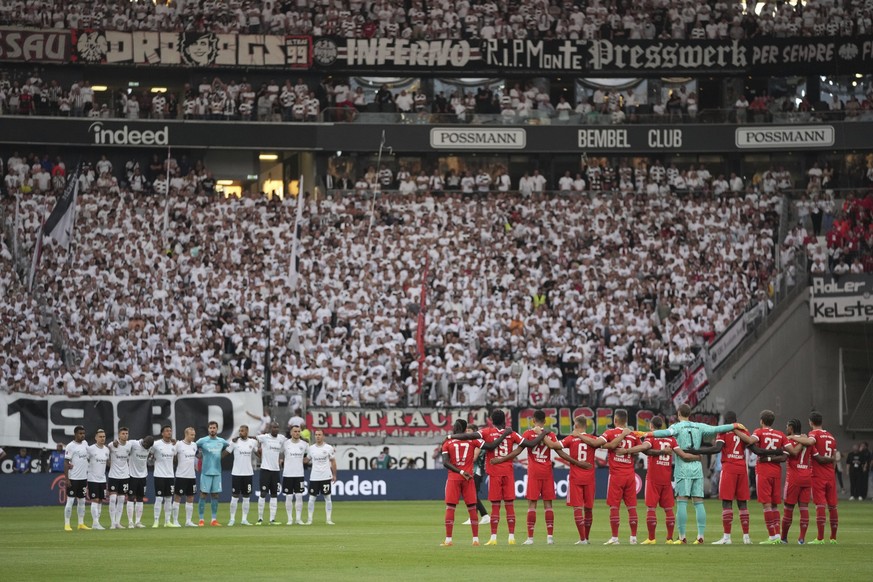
[
  {"left": 0, "top": 0, "right": 871, "bottom": 40},
  {"left": 2, "top": 69, "right": 873, "bottom": 126},
  {"left": 1, "top": 151, "right": 786, "bottom": 410}
]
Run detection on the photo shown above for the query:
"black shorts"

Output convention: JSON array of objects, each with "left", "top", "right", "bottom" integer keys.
[
  {"left": 232, "top": 475, "right": 253, "bottom": 496},
  {"left": 308, "top": 479, "right": 332, "bottom": 497},
  {"left": 282, "top": 476, "right": 305, "bottom": 495},
  {"left": 153, "top": 476, "right": 175, "bottom": 497},
  {"left": 87, "top": 482, "right": 107, "bottom": 500},
  {"left": 107, "top": 478, "right": 129, "bottom": 495},
  {"left": 128, "top": 477, "right": 147, "bottom": 500},
  {"left": 67, "top": 479, "right": 87, "bottom": 499},
  {"left": 174, "top": 477, "right": 197, "bottom": 497},
  {"left": 259, "top": 470, "right": 280, "bottom": 497}
]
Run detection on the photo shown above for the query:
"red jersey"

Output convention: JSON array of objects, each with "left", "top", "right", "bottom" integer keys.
[
  {"left": 807, "top": 428, "right": 838, "bottom": 482},
  {"left": 646, "top": 436, "right": 678, "bottom": 483},
  {"left": 441, "top": 438, "right": 482, "bottom": 481},
  {"left": 752, "top": 427, "right": 788, "bottom": 476},
  {"left": 784, "top": 436, "right": 813, "bottom": 482},
  {"left": 716, "top": 430, "right": 749, "bottom": 471},
  {"left": 601, "top": 427, "right": 641, "bottom": 476},
  {"left": 561, "top": 434, "right": 597, "bottom": 481},
  {"left": 480, "top": 426, "right": 523, "bottom": 477},
  {"left": 522, "top": 429, "right": 557, "bottom": 479}
]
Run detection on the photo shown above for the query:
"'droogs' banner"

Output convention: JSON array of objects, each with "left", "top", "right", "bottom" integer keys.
[
  {"left": 306, "top": 406, "right": 718, "bottom": 444},
  {"left": 1, "top": 28, "right": 872, "bottom": 75},
  {"left": 0, "top": 393, "right": 263, "bottom": 448}
]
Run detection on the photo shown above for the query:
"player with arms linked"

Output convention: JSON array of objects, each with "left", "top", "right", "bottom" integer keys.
[{"left": 440, "top": 419, "right": 483, "bottom": 546}]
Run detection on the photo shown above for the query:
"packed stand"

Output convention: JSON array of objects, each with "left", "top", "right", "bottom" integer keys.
[
  {"left": 2, "top": 151, "right": 782, "bottom": 409},
  {"left": 0, "top": 0, "right": 870, "bottom": 40}
]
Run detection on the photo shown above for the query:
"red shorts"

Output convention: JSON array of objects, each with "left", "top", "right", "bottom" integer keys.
[
  {"left": 445, "top": 478, "right": 477, "bottom": 506},
  {"left": 756, "top": 471, "right": 782, "bottom": 505},
  {"left": 566, "top": 478, "right": 595, "bottom": 508},
  {"left": 812, "top": 476, "right": 838, "bottom": 507},
  {"left": 645, "top": 479, "right": 674, "bottom": 509},
  {"left": 487, "top": 473, "right": 516, "bottom": 502},
  {"left": 783, "top": 477, "right": 811, "bottom": 505},
  {"left": 526, "top": 476, "right": 556, "bottom": 501},
  {"left": 607, "top": 472, "right": 637, "bottom": 507},
  {"left": 719, "top": 468, "right": 750, "bottom": 502}
]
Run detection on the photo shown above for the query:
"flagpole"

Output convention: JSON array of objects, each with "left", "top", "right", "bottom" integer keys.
[
  {"left": 28, "top": 203, "right": 47, "bottom": 294},
  {"left": 13, "top": 193, "right": 20, "bottom": 259},
  {"left": 163, "top": 145, "right": 171, "bottom": 246},
  {"left": 289, "top": 174, "right": 304, "bottom": 290},
  {"left": 367, "top": 130, "right": 387, "bottom": 239}
]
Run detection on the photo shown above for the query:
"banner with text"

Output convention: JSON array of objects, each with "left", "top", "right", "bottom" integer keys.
[
  {"left": 671, "top": 353, "right": 710, "bottom": 410},
  {"left": 0, "top": 393, "right": 262, "bottom": 448},
  {"left": 0, "top": 29, "right": 871, "bottom": 75},
  {"left": 308, "top": 405, "right": 670, "bottom": 444},
  {"left": 707, "top": 315, "right": 748, "bottom": 370},
  {"left": 809, "top": 274, "right": 873, "bottom": 323}
]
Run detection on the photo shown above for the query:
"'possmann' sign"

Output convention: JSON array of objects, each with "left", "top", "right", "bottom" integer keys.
[
  {"left": 809, "top": 275, "right": 873, "bottom": 323},
  {"left": 735, "top": 125, "right": 835, "bottom": 149},
  {"left": 430, "top": 128, "right": 526, "bottom": 149}
]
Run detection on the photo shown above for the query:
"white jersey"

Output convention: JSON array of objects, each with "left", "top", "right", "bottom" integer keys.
[
  {"left": 129, "top": 439, "right": 150, "bottom": 479},
  {"left": 282, "top": 439, "right": 308, "bottom": 478},
  {"left": 175, "top": 441, "right": 198, "bottom": 479},
  {"left": 87, "top": 444, "right": 109, "bottom": 483},
  {"left": 65, "top": 440, "right": 90, "bottom": 480},
  {"left": 227, "top": 438, "right": 258, "bottom": 476},
  {"left": 257, "top": 434, "right": 286, "bottom": 472},
  {"left": 307, "top": 443, "right": 335, "bottom": 481},
  {"left": 107, "top": 440, "right": 133, "bottom": 479},
  {"left": 151, "top": 440, "right": 177, "bottom": 479}
]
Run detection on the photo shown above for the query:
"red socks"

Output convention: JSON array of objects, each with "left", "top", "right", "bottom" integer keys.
[
  {"left": 467, "top": 505, "right": 479, "bottom": 538},
  {"left": 527, "top": 509, "right": 536, "bottom": 538},
  {"left": 781, "top": 505, "right": 794, "bottom": 539},
  {"left": 628, "top": 507, "right": 638, "bottom": 537},
  {"left": 545, "top": 508, "right": 554, "bottom": 536},
  {"left": 816, "top": 505, "right": 826, "bottom": 540},
  {"left": 739, "top": 507, "right": 750, "bottom": 534},
  {"left": 505, "top": 503, "right": 516, "bottom": 534},
  {"left": 829, "top": 506, "right": 838, "bottom": 540},
  {"left": 584, "top": 508, "right": 593, "bottom": 539},
  {"left": 444, "top": 506, "right": 455, "bottom": 538},
  {"left": 646, "top": 507, "right": 657, "bottom": 540},
  {"left": 609, "top": 506, "right": 620, "bottom": 537},
  {"left": 722, "top": 508, "right": 733, "bottom": 534},
  {"left": 490, "top": 503, "right": 500, "bottom": 536},
  {"left": 573, "top": 508, "right": 586, "bottom": 540},
  {"left": 798, "top": 505, "right": 809, "bottom": 541},
  {"left": 665, "top": 508, "right": 675, "bottom": 539}
]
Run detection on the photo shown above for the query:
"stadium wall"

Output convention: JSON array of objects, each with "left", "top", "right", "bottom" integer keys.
[{"left": 705, "top": 289, "right": 870, "bottom": 445}]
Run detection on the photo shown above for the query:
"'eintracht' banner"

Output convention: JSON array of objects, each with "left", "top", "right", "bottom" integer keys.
[{"left": 0, "top": 393, "right": 262, "bottom": 448}]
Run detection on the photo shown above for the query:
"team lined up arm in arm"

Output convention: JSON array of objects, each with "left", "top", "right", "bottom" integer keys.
[{"left": 734, "top": 429, "right": 786, "bottom": 461}]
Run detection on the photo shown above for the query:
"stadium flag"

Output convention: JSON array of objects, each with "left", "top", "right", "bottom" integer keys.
[
  {"left": 13, "top": 194, "right": 20, "bottom": 258},
  {"left": 27, "top": 213, "right": 46, "bottom": 293},
  {"left": 416, "top": 257, "right": 429, "bottom": 392},
  {"left": 162, "top": 146, "right": 171, "bottom": 242},
  {"left": 264, "top": 331, "right": 272, "bottom": 392},
  {"left": 289, "top": 174, "right": 304, "bottom": 290},
  {"left": 42, "top": 164, "right": 80, "bottom": 250}
]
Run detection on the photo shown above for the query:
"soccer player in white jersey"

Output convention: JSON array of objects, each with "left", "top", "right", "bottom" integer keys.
[
  {"left": 256, "top": 422, "right": 286, "bottom": 525},
  {"left": 126, "top": 434, "right": 154, "bottom": 528},
  {"left": 227, "top": 425, "right": 259, "bottom": 526},
  {"left": 107, "top": 427, "right": 133, "bottom": 529},
  {"left": 306, "top": 429, "right": 337, "bottom": 525},
  {"left": 172, "top": 427, "right": 199, "bottom": 527},
  {"left": 151, "top": 425, "right": 177, "bottom": 528},
  {"left": 86, "top": 429, "right": 110, "bottom": 529},
  {"left": 64, "top": 426, "right": 90, "bottom": 531},
  {"left": 282, "top": 425, "right": 309, "bottom": 524}
]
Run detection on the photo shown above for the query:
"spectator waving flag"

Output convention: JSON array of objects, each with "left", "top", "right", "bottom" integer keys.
[{"left": 43, "top": 164, "right": 81, "bottom": 250}]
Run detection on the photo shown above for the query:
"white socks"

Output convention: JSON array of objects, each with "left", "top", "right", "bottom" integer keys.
[
  {"left": 325, "top": 496, "right": 332, "bottom": 521},
  {"left": 308, "top": 497, "right": 316, "bottom": 521},
  {"left": 229, "top": 498, "right": 238, "bottom": 522},
  {"left": 242, "top": 499, "right": 250, "bottom": 521},
  {"left": 185, "top": 502, "right": 194, "bottom": 524},
  {"left": 154, "top": 497, "right": 164, "bottom": 523},
  {"left": 269, "top": 498, "right": 277, "bottom": 521},
  {"left": 64, "top": 497, "right": 74, "bottom": 525},
  {"left": 258, "top": 498, "right": 265, "bottom": 520}
]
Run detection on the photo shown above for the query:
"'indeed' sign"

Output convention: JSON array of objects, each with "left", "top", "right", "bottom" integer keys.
[{"left": 89, "top": 121, "right": 169, "bottom": 146}]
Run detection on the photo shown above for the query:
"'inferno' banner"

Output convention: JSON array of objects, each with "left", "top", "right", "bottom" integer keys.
[{"left": 0, "top": 28, "right": 871, "bottom": 75}]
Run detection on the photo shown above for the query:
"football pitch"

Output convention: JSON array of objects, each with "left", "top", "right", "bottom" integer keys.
[{"left": 3, "top": 500, "right": 873, "bottom": 581}]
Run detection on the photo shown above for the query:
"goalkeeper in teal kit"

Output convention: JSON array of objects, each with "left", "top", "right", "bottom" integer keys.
[
  {"left": 195, "top": 420, "right": 231, "bottom": 526},
  {"left": 639, "top": 403, "right": 747, "bottom": 544}
]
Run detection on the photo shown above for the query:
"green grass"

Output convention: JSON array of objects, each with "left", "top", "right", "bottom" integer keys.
[{"left": 3, "top": 501, "right": 873, "bottom": 581}]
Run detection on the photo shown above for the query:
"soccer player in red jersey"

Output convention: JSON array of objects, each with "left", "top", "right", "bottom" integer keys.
[
  {"left": 595, "top": 408, "right": 651, "bottom": 545},
  {"left": 686, "top": 411, "right": 753, "bottom": 545},
  {"left": 560, "top": 416, "right": 598, "bottom": 544},
  {"left": 492, "top": 410, "right": 586, "bottom": 545},
  {"left": 787, "top": 411, "right": 839, "bottom": 544},
  {"left": 734, "top": 410, "right": 788, "bottom": 544},
  {"left": 451, "top": 409, "right": 538, "bottom": 545},
  {"left": 441, "top": 419, "right": 482, "bottom": 546},
  {"left": 640, "top": 416, "right": 699, "bottom": 544},
  {"left": 781, "top": 418, "right": 813, "bottom": 544}
]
